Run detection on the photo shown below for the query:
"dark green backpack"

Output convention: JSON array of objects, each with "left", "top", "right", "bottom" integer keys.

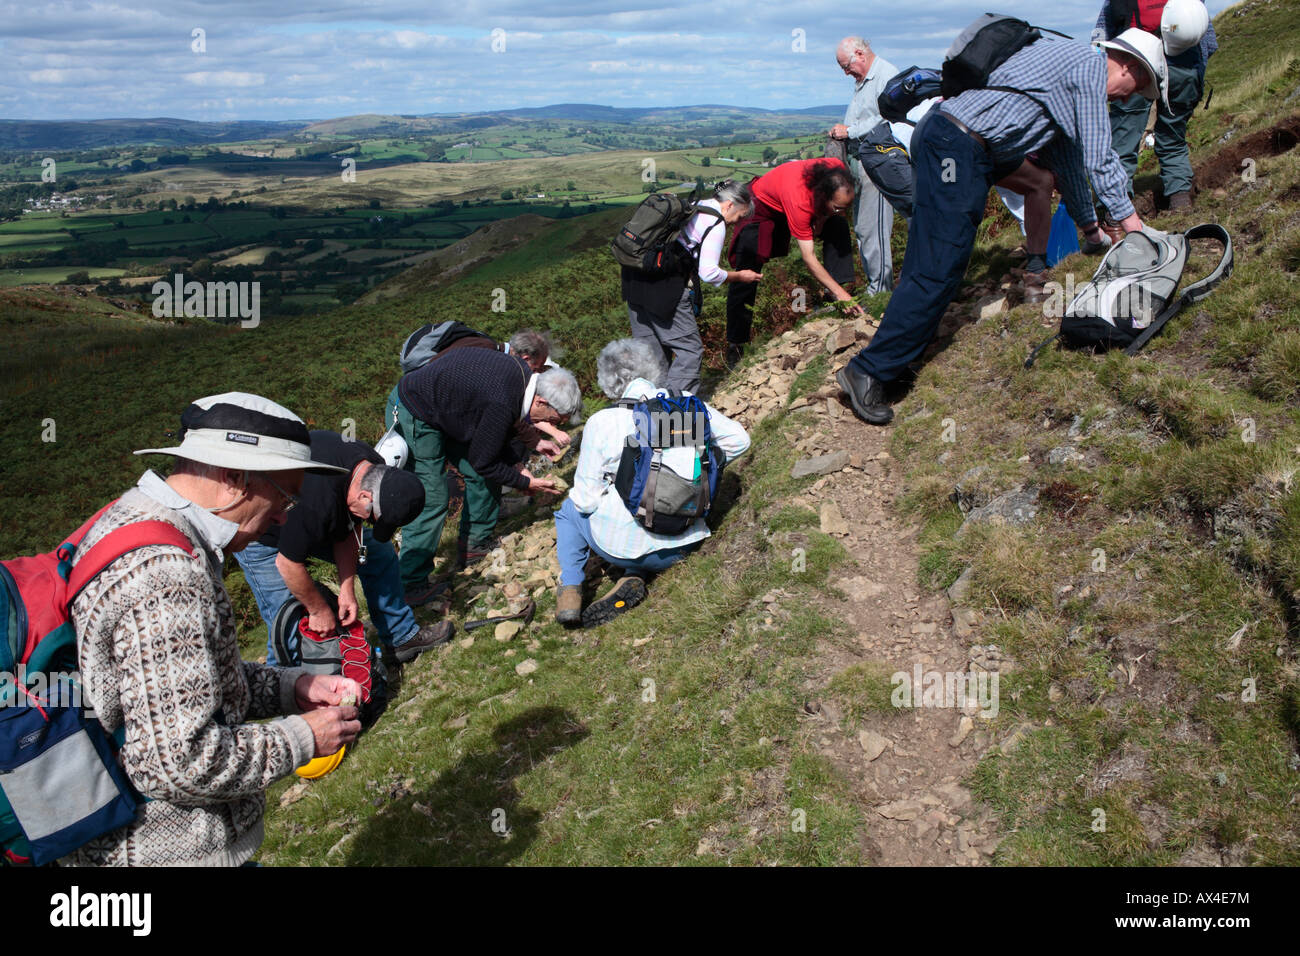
[{"left": 611, "top": 192, "right": 722, "bottom": 278}]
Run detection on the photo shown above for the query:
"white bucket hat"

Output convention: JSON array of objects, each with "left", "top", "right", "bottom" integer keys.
[
  {"left": 134, "top": 392, "right": 347, "bottom": 473},
  {"left": 1100, "top": 28, "right": 1169, "bottom": 109}
]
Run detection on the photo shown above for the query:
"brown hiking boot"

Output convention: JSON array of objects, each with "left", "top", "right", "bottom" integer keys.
[
  {"left": 556, "top": 585, "right": 583, "bottom": 626},
  {"left": 1098, "top": 218, "right": 1125, "bottom": 245},
  {"left": 1167, "top": 191, "right": 1193, "bottom": 213}
]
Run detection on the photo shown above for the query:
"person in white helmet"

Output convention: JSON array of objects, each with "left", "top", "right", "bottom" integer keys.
[
  {"left": 838, "top": 23, "right": 1164, "bottom": 426},
  {"left": 1093, "top": 0, "right": 1216, "bottom": 217}
]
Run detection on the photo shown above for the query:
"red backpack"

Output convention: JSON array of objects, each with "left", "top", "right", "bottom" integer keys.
[
  {"left": 0, "top": 502, "right": 196, "bottom": 864},
  {"left": 1131, "top": 0, "right": 1168, "bottom": 34}
]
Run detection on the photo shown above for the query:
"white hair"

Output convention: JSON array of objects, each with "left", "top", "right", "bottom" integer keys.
[
  {"left": 535, "top": 366, "right": 582, "bottom": 417},
  {"left": 596, "top": 338, "right": 667, "bottom": 399}
]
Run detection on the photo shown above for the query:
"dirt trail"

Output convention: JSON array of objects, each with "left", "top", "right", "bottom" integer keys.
[{"left": 712, "top": 315, "right": 1003, "bottom": 866}]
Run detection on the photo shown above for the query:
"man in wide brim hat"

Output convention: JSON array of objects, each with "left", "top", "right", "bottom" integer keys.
[{"left": 65, "top": 392, "right": 364, "bottom": 866}]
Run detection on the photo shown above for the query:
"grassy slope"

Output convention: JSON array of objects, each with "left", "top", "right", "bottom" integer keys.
[
  {"left": 890, "top": 0, "right": 1300, "bottom": 864},
  {"left": 1, "top": 0, "right": 1296, "bottom": 865}
]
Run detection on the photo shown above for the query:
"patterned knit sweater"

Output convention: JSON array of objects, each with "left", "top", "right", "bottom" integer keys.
[{"left": 64, "top": 487, "right": 316, "bottom": 866}]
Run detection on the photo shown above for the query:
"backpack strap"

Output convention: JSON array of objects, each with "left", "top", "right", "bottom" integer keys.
[
  {"left": 1123, "top": 224, "right": 1233, "bottom": 356},
  {"left": 65, "top": 521, "right": 199, "bottom": 605},
  {"left": 1023, "top": 331, "right": 1061, "bottom": 369}
]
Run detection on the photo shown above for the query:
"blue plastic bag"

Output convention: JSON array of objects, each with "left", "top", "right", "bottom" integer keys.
[{"left": 1046, "top": 202, "right": 1080, "bottom": 267}]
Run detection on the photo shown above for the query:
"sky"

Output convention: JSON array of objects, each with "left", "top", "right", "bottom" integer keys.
[{"left": 0, "top": 1, "right": 1242, "bottom": 122}]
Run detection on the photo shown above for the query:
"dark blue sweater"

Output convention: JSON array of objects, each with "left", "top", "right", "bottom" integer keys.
[{"left": 398, "top": 348, "right": 533, "bottom": 490}]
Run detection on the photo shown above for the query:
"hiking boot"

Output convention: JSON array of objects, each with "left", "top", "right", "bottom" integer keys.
[
  {"left": 458, "top": 536, "right": 502, "bottom": 569},
  {"left": 1099, "top": 218, "right": 1125, "bottom": 245},
  {"left": 581, "top": 576, "right": 647, "bottom": 628},
  {"left": 1167, "top": 191, "right": 1193, "bottom": 213},
  {"left": 394, "top": 620, "right": 455, "bottom": 663},
  {"left": 403, "top": 579, "right": 450, "bottom": 607},
  {"left": 724, "top": 343, "right": 745, "bottom": 370},
  {"left": 1022, "top": 269, "right": 1050, "bottom": 299},
  {"left": 835, "top": 364, "right": 893, "bottom": 426},
  {"left": 1081, "top": 234, "right": 1113, "bottom": 255},
  {"left": 555, "top": 585, "right": 583, "bottom": 627}
]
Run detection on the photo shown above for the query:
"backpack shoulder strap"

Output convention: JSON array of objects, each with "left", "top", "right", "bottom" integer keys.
[
  {"left": 1124, "top": 224, "right": 1233, "bottom": 356},
  {"left": 65, "top": 521, "right": 199, "bottom": 603}
]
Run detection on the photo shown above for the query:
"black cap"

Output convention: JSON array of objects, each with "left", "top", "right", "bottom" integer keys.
[{"left": 370, "top": 467, "right": 425, "bottom": 542}]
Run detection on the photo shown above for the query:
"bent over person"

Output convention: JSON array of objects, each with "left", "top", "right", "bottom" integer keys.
[
  {"left": 393, "top": 348, "right": 580, "bottom": 594},
  {"left": 725, "top": 157, "right": 863, "bottom": 367},
  {"left": 66, "top": 392, "right": 362, "bottom": 865},
  {"left": 233, "top": 429, "right": 454, "bottom": 669},
  {"left": 838, "top": 27, "right": 1163, "bottom": 425}
]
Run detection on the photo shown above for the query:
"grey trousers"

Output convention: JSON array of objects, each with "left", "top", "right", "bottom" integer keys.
[
  {"left": 628, "top": 286, "right": 704, "bottom": 393},
  {"left": 849, "top": 156, "right": 895, "bottom": 294}
]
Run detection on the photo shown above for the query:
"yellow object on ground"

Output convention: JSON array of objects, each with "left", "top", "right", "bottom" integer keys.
[{"left": 296, "top": 746, "right": 346, "bottom": 779}]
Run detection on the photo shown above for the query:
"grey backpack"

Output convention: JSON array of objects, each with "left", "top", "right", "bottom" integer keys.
[{"left": 1025, "top": 224, "right": 1233, "bottom": 367}]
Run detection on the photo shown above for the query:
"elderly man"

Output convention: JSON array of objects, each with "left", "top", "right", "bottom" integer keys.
[
  {"left": 838, "top": 27, "right": 1164, "bottom": 425},
  {"left": 554, "top": 338, "right": 750, "bottom": 627},
  {"left": 66, "top": 392, "right": 362, "bottom": 866},
  {"left": 830, "top": 37, "right": 900, "bottom": 294},
  {"left": 233, "top": 429, "right": 454, "bottom": 670},
  {"left": 393, "top": 348, "right": 581, "bottom": 597}
]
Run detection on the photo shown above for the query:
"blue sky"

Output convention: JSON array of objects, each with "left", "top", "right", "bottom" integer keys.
[{"left": 0, "top": 1, "right": 1241, "bottom": 121}]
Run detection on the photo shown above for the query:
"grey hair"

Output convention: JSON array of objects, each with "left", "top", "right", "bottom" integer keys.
[
  {"left": 714, "top": 179, "right": 754, "bottom": 218},
  {"left": 172, "top": 458, "right": 227, "bottom": 480},
  {"left": 535, "top": 366, "right": 582, "bottom": 417},
  {"left": 509, "top": 329, "right": 551, "bottom": 362},
  {"left": 836, "top": 36, "right": 870, "bottom": 61},
  {"left": 359, "top": 461, "right": 386, "bottom": 500},
  {"left": 596, "top": 338, "right": 667, "bottom": 399}
]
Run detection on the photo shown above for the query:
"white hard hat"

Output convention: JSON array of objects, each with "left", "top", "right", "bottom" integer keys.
[
  {"left": 1160, "top": 0, "right": 1210, "bottom": 56},
  {"left": 1100, "top": 28, "right": 1169, "bottom": 110},
  {"left": 374, "top": 422, "right": 409, "bottom": 469}
]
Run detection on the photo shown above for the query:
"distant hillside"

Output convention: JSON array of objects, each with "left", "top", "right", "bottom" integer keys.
[
  {"left": 0, "top": 117, "right": 309, "bottom": 150},
  {"left": 0, "top": 104, "right": 843, "bottom": 151}
]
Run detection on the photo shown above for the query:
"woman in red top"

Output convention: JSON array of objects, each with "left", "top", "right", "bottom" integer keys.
[{"left": 725, "top": 158, "right": 864, "bottom": 365}]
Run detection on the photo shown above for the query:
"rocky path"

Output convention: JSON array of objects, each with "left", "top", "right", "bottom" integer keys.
[{"left": 712, "top": 316, "right": 1003, "bottom": 866}]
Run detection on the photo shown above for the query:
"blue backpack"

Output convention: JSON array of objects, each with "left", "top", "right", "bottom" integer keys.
[{"left": 613, "top": 391, "right": 725, "bottom": 535}]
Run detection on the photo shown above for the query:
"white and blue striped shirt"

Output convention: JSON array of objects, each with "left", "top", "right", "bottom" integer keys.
[{"left": 941, "top": 37, "right": 1134, "bottom": 225}]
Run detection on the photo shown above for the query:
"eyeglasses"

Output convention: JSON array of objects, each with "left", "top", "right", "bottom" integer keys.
[{"left": 257, "top": 474, "right": 300, "bottom": 512}]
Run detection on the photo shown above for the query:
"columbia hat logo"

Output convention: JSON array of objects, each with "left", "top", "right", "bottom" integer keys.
[{"left": 225, "top": 432, "right": 260, "bottom": 445}]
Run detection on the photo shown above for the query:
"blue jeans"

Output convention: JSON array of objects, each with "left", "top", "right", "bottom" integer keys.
[
  {"left": 234, "top": 530, "right": 419, "bottom": 666},
  {"left": 851, "top": 109, "right": 995, "bottom": 382},
  {"left": 554, "top": 497, "right": 699, "bottom": 587}
]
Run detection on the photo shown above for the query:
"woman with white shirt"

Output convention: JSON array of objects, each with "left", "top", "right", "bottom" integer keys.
[
  {"left": 554, "top": 338, "right": 751, "bottom": 627},
  {"left": 620, "top": 181, "right": 761, "bottom": 394}
]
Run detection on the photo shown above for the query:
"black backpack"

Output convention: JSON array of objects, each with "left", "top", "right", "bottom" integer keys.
[
  {"left": 878, "top": 66, "right": 944, "bottom": 124},
  {"left": 940, "top": 14, "right": 1070, "bottom": 100},
  {"left": 611, "top": 191, "right": 724, "bottom": 280},
  {"left": 1025, "top": 224, "right": 1234, "bottom": 367}
]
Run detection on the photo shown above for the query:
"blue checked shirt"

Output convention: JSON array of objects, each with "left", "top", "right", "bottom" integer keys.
[{"left": 941, "top": 37, "right": 1135, "bottom": 225}]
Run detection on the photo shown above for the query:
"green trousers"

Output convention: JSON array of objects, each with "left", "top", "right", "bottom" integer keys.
[
  {"left": 1108, "top": 60, "right": 1203, "bottom": 203},
  {"left": 387, "top": 385, "right": 501, "bottom": 590}
]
